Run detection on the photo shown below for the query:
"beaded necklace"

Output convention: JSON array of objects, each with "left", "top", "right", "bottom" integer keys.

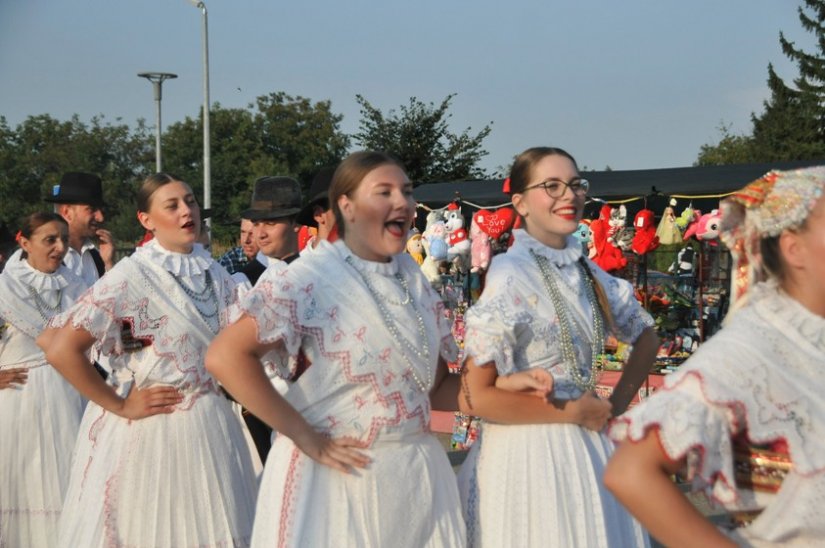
[
  {"left": 530, "top": 250, "right": 605, "bottom": 392},
  {"left": 27, "top": 285, "right": 63, "bottom": 324},
  {"left": 344, "top": 255, "right": 432, "bottom": 393},
  {"left": 167, "top": 269, "right": 220, "bottom": 334}
]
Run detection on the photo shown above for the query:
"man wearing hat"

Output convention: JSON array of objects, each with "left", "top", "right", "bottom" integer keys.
[
  {"left": 296, "top": 165, "right": 338, "bottom": 254},
  {"left": 45, "top": 172, "right": 114, "bottom": 286},
  {"left": 234, "top": 176, "right": 303, "bottom": 290}
]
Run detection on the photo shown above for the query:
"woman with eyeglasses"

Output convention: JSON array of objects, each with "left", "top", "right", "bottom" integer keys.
[{"left": 456, "top": 147, "right": 659, "bottom": 547}]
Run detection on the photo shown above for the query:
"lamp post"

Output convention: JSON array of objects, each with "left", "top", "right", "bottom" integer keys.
[
  {"left": 137, "top": 72, "right": 177, "bottom": 172},
  {"left": 187, "top": 0, "right": 211, "bottom": 230}
]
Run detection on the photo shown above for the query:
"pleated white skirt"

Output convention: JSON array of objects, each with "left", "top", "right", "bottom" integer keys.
[
  {"left": 0, "top": 364, "right": 85, "bottom": 548},
  {"left": 57, "top": 392, "right": 258, "bottom": 548},
  {"left": 457, "top": 422, "right": 650, "bottom": 548},
  {"left": 252, "top": 431, "right": 466, "bottom": 548}
]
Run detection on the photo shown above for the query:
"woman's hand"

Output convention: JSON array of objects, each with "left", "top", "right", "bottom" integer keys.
[
  {"left": 293, "top": 429, "right": 371, "bottom": 474},
  {"left": 567, "top": 391, "right": 612, "bottom": 431},
  {"left": 0, "top": 368, "right": 28, "bottom": 389},
  {"left": 115, "top": 385, "right": 184, "bottom": 420},
  {"left": 495, "top": 367, "right": 554, "bottom": 398}
]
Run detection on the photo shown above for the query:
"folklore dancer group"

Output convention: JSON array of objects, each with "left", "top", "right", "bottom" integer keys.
[{"left": 1, "top": 148, "right": 823, "bottom": 547}]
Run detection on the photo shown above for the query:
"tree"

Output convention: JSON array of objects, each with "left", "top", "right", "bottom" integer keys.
[
  {"left": 353, "top": 94, "right": 492, "bottom": 183},
  {"left": 697, "top": 1, "right": 825, "bottom": 164}
]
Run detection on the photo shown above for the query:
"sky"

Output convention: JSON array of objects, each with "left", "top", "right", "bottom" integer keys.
[{"left": 0, "top": 1, "right": 815, "bottom": 175}]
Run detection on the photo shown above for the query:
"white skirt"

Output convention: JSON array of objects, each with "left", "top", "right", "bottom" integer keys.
[
  {"left": 252, "top": 431, "right": 466, "bottom": 547},
  {"left": 457, "top": 422, "right": 649, "bottom": 548},
  {"left": 0, "top": 364, "right": 85, "bottom": 548},
  {"left": 57, "top": 392, "right": 258, "bottom": 548}
]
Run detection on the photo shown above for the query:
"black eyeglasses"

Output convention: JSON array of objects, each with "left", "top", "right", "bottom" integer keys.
[{"left": 523, "top": 178, "right": 590, "bottom": 198}]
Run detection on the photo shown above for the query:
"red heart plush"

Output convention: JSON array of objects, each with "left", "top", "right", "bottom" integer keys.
[{"left": 473, "top": 207, "right": 516, "bottom": 240}]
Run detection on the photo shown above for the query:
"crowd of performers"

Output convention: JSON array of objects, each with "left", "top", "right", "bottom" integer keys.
[{"left": 1, "top": 148, "right": 823, "bottom": 547}]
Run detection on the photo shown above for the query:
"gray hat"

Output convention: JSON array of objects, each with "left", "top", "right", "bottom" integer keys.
[{"left": 242, "top": 176, "right": 302, "bottom": 220}]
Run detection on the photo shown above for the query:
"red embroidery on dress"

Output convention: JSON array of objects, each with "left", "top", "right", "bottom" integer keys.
[{"left": 278, "top": 447, "right": 303, "bottom": 548}]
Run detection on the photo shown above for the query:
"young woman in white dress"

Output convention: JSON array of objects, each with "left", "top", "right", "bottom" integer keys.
[
  {"left": 606, "top": 167, "right": 825, "bottom": 546},
  {"left": 206, "top": 151, "right": 467, "bottom": 547},
  {"left": 38, "top": 173, "right": 258, "bottom": 547},
  {"left": 0, "top": 213, "right": 88, "bottom": 547},
  {"left": 456, "top": 147, "right": 659, "bottom": 547}
]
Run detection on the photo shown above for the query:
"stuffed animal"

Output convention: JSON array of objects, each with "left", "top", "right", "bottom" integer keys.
[
  {"left": 406, "top": 232, "right": 425, "bottom": 265},
  {"left": 469, "top": 214, "right": 491, "bottom": 273},
  {"left": 473, "top": 207, "right": 517, "bottom": 255},
  {"left": 590, "top": 205, "right": 627, "bottom": 272},
  {"left": 668, "top": 244, "right": 695, "bottom": 275},
  {"left": 655, "top": 199, "right": 682, "bottom": 245},
  {"left": 631, "top": 209, "right": 660, "bottom": 255},
  {"left": 573, "top": 219, "right": 596, "bottom": 259},
  {"left": 683, "top": 209, "right": 721, "bottom": 245},
  {"left": 675, "top": 205, "right": 695, "bottom": 232}
]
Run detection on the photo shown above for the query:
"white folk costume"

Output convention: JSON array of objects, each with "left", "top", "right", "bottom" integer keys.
[
  {"left": 0, "top": 255, "right": 88, "bottom": 547},
  {"left": 240, "top": 240, "right": 466, "bottom": 548},
  {"left": 457, "top": 229, "right": 653, "bottom": 548},
  {"left": 49, "top": 239, "right": 258, "bottom": 548},
  {"left": 610, "top": 282, "right": 825, "bottom": 546}
]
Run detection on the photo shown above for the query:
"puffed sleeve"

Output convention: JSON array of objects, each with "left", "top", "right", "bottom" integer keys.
[
  {"left": 589, "top": 261, "right": 654, "bottom": 343},
  {"left": 48, "top": 271, "right": 128, "bottom": 357},
  {"left": 237, "top": 267, "right": 303, "bottom": 380}
]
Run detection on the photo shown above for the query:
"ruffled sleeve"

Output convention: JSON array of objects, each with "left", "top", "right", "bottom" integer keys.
[
  {"left": 589, "top": 260, "right": 654, "bottom": 343},
  {"left": 237, "top": 267, "right": 304, "bottom": 380},
  {"left": 48, "top": 271, "right": 128, "bottom": 357},
  {"left": 609, "top": 368, "right": 743, "bottom": 504},
  {"left": 462, "top": 265, "right": 523, "bottom": 374}
]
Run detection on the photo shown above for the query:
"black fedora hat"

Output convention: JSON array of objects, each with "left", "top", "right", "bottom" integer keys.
[
  {"left": 296, "top": 166, "right": 336, "bottom": 227},
  {"left": 242, "top": 176, "right": 302, "bottom": 221},
  {"left": 45, "top": 172, "right": 105, "bottom": 207}
]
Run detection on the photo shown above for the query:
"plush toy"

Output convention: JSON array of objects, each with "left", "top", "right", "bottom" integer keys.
[
  {"left": 590, "top": 205, "right": 627, "bottom": 272},
  {"left": 631, "top": 209, "right": 660, "bottom": 255},
  {"left": 406, "top": 232, "right": 425, "bottom": 265},
  {"left": 655, "top": 199, "right": 682, "bottom": 245},
  {"left": 573, "top": 219, "right": 596, "bottom": 259},
  {"left": 668, "top": 244, "right": 695, "bottom": 275},
  {"left": 683, "top": 209, "right": 721, "bottom": 245},
  {"left": 675, "top": 204, "right": 695, "bottom": 232},
  {"left": 469, "top": 213, "right": 491, "bottom": 273},
  {"left": 473, "top": 206, "right": 517, "bottom": 252}
]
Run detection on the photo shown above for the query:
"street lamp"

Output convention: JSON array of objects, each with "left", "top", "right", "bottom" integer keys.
[
  {"left": 137, "top": 72, "right": 177, "bottom": 172},
  {"left": 187, "top": 0, "right": 211, "bottom": 229}
]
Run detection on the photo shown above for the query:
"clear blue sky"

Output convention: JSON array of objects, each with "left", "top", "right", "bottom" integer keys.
[{"left": 0, "top": 1, "right": 813, "bottom": 174}]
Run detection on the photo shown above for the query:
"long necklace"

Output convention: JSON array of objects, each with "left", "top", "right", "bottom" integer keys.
[
  {"left": 530, "top": 250, "right": 605, "bottom": 392},
  {"left": 345, "top": 255, "right": 432, "bottom": 392},
  {"left": 27, "top": 285, "right": 63, "bottom": 324},
  {"left": 168, "top": 269, "right": 220, "bottom": 334}
]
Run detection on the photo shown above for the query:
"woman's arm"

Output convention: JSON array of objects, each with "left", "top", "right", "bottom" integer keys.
[
  {"left": 39, "top": 325, "right": 182, "bottom": 419},
  {"left": 205, "top": 315, "right": 370, "bottom": 473},
  {"left": 457, "top": 356, "right": 611, "bottom": 430},
  {"left": 604, "top": 430, "right": 736, "bottom": 548},
  {"left": 609, "top": 326, "right": 659, "bottom": 416}
]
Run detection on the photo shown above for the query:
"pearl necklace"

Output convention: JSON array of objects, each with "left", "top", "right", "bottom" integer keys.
[
  {"left": 27, "top": 285, "right": 63, "bottom": 324},
  {"left": 530, "top": 250, "right": 605, "bottom": 392},
  {"left": 168, "top": 269, "right": 220, "bottom": 334},
  {"left": 345, "top": 255, "right": 432, "bottom": 393}
]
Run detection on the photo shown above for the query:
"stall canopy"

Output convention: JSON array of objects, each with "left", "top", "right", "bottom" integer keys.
[{"left": 413, "top": 160, "right": 825, "bottom": 212}]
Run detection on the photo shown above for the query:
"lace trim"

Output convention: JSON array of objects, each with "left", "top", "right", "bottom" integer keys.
[
  {"left": 135, "top": 239, "right": 212, "bottom": 277},
  {"left": 512, "top": 229, "right": 582, "bottom": 266},
  {"left": 4, "top": 253, "right": 70, "bottom": 291},
  {"left": 330, "top": 240, "right": 400, "bottom": 276}
]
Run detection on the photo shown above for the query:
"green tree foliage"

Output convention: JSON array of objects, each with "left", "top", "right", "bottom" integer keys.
[
  {"left": 697, "top": 1, "right": 825, "bottom": 164},
  {"left": 162, "top": 93, "right": 349, "bottom": 243},
  {"left": 0, "top": 114, "right": 153, "bottom": 243},
  {"left": 353, "top": 94, "right": 492, "bottom": 183}
]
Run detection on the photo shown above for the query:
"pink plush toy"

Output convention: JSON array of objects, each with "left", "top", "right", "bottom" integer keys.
[
  {"left": 469, "top": 213, "right": 491, "bottom": 273},
  {"left": 683, "top": 209, "right": 721, "bottom": 245}
]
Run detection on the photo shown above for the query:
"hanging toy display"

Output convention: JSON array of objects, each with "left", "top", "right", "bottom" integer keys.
[
  {"left": 406, "top": 231, "right": 425, "bottom": 265},
  {"left": 631, "top": 209, "right": 660, "bottom": 255},
  {"left": 655, "top": 198, "right": 682, "bottom": 245},
  {"left": 591, "top": 205, "right": 627, "bottom": 272}
]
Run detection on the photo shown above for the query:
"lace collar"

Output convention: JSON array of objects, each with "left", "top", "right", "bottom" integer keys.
[
  {"left": 135, "top": 238, "right": 212, "bottom": 277},
  {"left": 330, "top": 239, "right": 400, "bottom": 277},
  {"left": 3, "top": 251, "right": 70, "bottom": 291},
  {"left": 752, "top": 281, "right": 825, "bottom": 353},
  {"left": 513, "top": 228, "right": 582, "bottom": 267}
]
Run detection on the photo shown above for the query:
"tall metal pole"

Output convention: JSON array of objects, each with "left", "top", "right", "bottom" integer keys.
[
  {"left": 188, "top": 0, "right": 211, "bottom": 231},
  {"left": 137, "top": 72, "right": 177, "bottom": 172}
]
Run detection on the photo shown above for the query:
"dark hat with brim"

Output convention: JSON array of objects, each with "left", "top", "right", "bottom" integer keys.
[
  {"left": 242, "top": 176, "right": 302, "bottom": 221},
  {"left": 296, "top": 166, "right": 336, "bottom": 227},
  {"left": 44, "top": 172, "right": 105, "bottom": 207}
]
